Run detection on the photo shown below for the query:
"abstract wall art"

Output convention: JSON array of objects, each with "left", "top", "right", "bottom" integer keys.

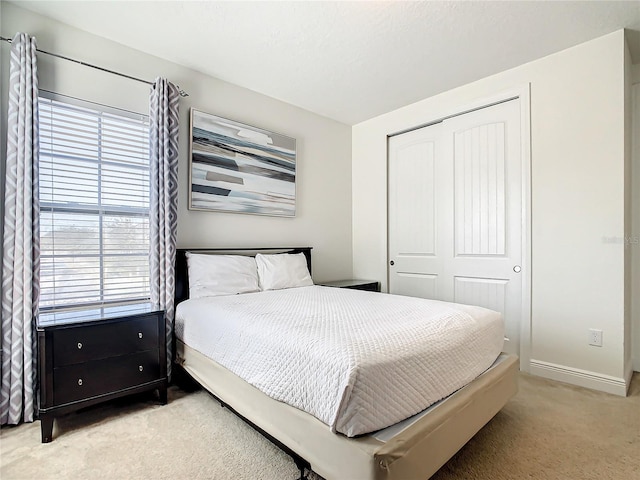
[{"left": 189, "top": 109, "right": 296, "bottom": 216}]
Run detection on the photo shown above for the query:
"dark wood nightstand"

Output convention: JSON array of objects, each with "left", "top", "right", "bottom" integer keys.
[
  {"left": 319, "top": 279, "right": 381, "bottom": 292},
  {"left": 37, "top": 304, "right": 167, "bottom": 443}
]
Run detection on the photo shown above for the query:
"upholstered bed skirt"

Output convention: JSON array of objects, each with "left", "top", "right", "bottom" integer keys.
[{"left": 176, "top": 340, "right": 518, "bottom": 480}]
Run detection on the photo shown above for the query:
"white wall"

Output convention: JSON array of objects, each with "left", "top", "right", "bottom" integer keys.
[
  {"left": 353, "top": 31, "right": 629, "bottom": 392},
  {"left": 624, "top": 36, "right": 633, "bottom": 381},
  {"left": 632, "top": 70, "right": 640, "bottom": 373},
  {"left": 0, "top": 2, "right": 353, "bottom": 283}
]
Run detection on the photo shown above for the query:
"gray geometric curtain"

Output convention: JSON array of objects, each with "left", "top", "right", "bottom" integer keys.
[
  {"left": 149, "top": 78, "right": 179, "bottom": 379},
  {"left": 1, "top": 32, "right": 40, "bottom": 425}
]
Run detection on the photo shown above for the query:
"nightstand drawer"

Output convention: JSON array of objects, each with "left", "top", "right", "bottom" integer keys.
[
  {"left": 52, "top": 315, "right": 159, "bottom": 366},
  {"left": 53, "top": 350, "right": 160, "bottom": 406}
]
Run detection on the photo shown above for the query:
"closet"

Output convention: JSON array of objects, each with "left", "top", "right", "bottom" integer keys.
[{"left": 388, "top": 99, "right": 523, "bottom": 355}]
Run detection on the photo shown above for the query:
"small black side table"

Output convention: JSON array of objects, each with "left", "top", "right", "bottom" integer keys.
[
  {"left": 319, "top": 279, "right": 381, "bottom": 292},
  {"left": 37, "top": 304, "right": 167, "bottom": 442}
]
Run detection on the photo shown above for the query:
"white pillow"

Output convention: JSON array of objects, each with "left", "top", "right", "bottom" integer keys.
[
  {"left": 186, "top": 253, "right": 260, "bottom": 299},
  {"left": 255, "top": 253, "right": 313, "bottom": 291}
]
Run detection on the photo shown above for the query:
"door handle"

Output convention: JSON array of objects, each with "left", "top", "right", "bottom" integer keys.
[
  {"left": 513, "top": 265, "right": 521, "bottom": 273},
  {"left": 390, "top": 260, "right": 395, "bottom": 266}
]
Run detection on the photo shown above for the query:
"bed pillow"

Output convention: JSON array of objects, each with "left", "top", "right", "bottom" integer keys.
[
  {"left": 255, "top": 253, "right": 313, "bottom": 291},
  {"left": 186, "top": 253, "right": 260, "bottom": 299}
]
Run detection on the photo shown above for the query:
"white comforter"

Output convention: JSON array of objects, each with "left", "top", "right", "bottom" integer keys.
[{"left": 175, "top": 286, "right": 504, "bottom": 437}]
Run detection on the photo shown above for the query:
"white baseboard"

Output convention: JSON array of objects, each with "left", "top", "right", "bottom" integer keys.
[{"left": 529, "top": 359, "right": 628, "bottom": 396}]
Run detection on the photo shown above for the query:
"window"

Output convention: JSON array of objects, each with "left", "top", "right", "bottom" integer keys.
[{"left": 38, "top": 95, "right": 151, "bottom": 316}]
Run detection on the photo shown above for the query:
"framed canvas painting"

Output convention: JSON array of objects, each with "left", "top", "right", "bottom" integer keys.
[{"left": 189, "top": 109, "right": 296, "bottom": 216}]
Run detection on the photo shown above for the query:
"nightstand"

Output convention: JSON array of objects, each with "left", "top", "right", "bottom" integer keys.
[
  {"left": 37, "top": 304, "right": 167, "bottom": 443},
  {"left": 319, "top": 279, "right": 381, "bottom": 292}
]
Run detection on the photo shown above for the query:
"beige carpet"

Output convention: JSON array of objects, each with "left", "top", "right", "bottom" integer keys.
[{"left": 1, "top": 372, "right": 639, "bottom": 480}]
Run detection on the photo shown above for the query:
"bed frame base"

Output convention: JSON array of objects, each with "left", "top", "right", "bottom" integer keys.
[{"left": 175, "top": 340, "right": 518, "bottom": 480}]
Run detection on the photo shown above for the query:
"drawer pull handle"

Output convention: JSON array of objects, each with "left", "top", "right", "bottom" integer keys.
[
  {"left": 77, "top": 342, "right": 83, "bottom": 349},
  {"left": 78, "top": 378, "right": 83, "bottom": 386},
  {"left": 139, "top": 365, "right": 144, "bottom": 372},
  {"left": 138, "top": 332, "right": 143, "bottom": 339}
]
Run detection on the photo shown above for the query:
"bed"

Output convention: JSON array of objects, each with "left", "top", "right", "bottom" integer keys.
[{"left": 173, "top": 247, "right": 518, "bottom": 480}]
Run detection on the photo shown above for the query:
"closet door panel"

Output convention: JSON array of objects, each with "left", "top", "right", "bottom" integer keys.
[{"left": 388, "top": 123, "right": 443, "bottom": 299}]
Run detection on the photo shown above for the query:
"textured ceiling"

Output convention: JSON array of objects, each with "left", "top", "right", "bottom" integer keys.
[{"left": 10, "top": 0, "right": 640, "bottom": 125}]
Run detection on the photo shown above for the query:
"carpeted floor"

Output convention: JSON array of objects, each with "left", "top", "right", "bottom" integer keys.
[{"left": 1, "top": 372, "right": 639, "bottom": 480}]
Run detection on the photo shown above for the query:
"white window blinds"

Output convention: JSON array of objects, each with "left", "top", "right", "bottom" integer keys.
[{"left": 38, "top": 95, "right": 151, "bottom": 313}]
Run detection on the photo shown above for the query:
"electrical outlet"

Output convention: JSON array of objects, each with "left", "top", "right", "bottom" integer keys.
[{"left": 589, "top": 329, "right": 603, "bottom": 347}]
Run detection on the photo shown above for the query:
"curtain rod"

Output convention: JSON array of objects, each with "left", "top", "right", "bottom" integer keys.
[{"left": 0, "top": 35, "right": 188, "bottom": 97}]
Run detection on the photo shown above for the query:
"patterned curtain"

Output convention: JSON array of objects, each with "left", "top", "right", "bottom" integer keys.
[
  {"left": 1, "top": 33, "right": 39, "bottom": 425},
  {"left": 149, "top": 78, "right": 179, "bottom": 378}
]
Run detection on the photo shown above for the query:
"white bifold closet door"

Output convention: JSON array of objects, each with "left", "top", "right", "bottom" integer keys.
[{"left": 388, "top": 99, "right": 522, "bottom": 355}]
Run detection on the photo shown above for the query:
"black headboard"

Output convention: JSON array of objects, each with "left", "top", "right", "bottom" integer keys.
[{"left": 174, "top": 247, "right": 313, "bottom": 307}]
